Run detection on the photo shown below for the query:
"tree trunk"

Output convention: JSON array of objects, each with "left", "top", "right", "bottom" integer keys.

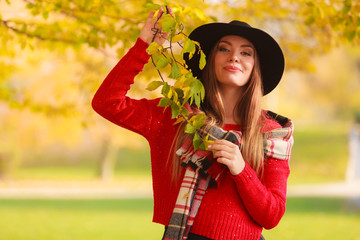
[
  {"left": 0, "top": 153, "right": 10, "bottom": 180},
  {"left": 97, "top": 137, "right": 117, "bottom": 181},
  {"left": 347, "top": 124, "right": 360, "bottom": 182}
]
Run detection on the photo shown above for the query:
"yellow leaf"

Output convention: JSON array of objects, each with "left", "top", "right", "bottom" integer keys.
[
  {"left": 172, "top": 33, "right": 185, "bottom": 43},
  {"left": 172, "top": 87, "right": 178, "bottom": 102},
  {"left": 204, "top": 139, "right": 215, "bottom": 151},
  {"left": 173, "top": 116, "right": 184, "bottom": 125},
  {"left": 183, "top": 86, "right": 191, "bottom": 101},
  {"left": 146, "top": 42, "right": 160, "bottom": 55},
  {"left": 146, "top": 81, "right": 163, "bottom": 91},
  {"left": 199, "top": 50, "right": 206, "bottom": 70},
  {"left": 181, "top": 67, "right": 190, "bottom": 75},
  {"left": 167, "top": 87, "right": 173, "bottom": 99}
]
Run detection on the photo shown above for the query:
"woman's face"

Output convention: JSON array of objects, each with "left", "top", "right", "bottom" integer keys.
[{"left": 214, "top": 35, "right": 255, "bottom": 90}]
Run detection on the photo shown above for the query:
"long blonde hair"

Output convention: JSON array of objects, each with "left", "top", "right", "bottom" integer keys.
[{"left": 169, "top": 40, "right": 265, "bottom": 181}]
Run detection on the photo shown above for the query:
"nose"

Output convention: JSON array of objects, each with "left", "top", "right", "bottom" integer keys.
[{"left": 229, "top": 52, "right": 239, "bottom": 63}]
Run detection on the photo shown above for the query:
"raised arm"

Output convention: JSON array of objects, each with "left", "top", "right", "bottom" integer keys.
[{"left": 92, "top": 9, "right": 172, "bottom": 139}]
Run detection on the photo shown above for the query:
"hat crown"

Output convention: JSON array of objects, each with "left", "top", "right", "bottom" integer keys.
[{"left": 228, "top": 20, "right": 252, "bottom": 28}]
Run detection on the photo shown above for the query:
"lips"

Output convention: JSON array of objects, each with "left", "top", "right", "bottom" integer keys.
[{"left": 223, "top": 65, "right": 242, "bottom": 72}]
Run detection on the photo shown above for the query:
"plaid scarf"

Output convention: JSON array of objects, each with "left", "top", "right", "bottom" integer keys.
[{"left": 163, "top": 111, "right": 294, "bottom": 240}]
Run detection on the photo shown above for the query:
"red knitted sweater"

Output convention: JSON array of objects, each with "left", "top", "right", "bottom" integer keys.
[{"left": 92, "top": 38, "right": 291, "bottom": 240}]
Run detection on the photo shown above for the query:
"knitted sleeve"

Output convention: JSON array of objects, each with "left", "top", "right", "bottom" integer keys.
[
  {"left": 92, "top": 38, "right": 161, "bottom": 139},
  {"left": 231, "top": 117, "right": 294, "bottom": 229}
]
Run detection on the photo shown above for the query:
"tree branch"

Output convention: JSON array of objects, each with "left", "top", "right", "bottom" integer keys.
[
  {"left": 22, "top": 0, "right": 138, "bottom": 22},
  {"left": 1, "top": 20, "right": 76, "bottom": 44}
]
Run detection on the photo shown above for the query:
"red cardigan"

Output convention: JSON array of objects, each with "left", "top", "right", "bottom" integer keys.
[{"left": 92, "top": 38, "right": 291, "bottom": 240}]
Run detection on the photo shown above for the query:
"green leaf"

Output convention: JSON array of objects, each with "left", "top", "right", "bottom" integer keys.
[
  {"left": 346, "top": 30, "right": 356, "bottom": 41},
  {"left": 170, "top": 103, "right": 180, "bottom": 119},
  {"left": 143, "top": 2, "right": 161, "bottom": 11},
  {"left": 146, "top": 81, "right": 163, "bottom": 91},
  {"left": 160, "top": 15, "right": 176, "bottom": 33},
  {"left": 185, "top": 72, "right": 194, "bottom": 79},
  {"left": 342, "top": 2, "right": 351, "bottom": 14},
  {"left": 189, "top": 78, "right": 204, "bottom": 108},
  {"left": 174, "top": 88, "right": 184, "bottom": 101},
  {"left": 158, "top": 97, "right": 172, "bottom": 107},
  {"left": 190, "top": 79, "right": 204, "bottom": 95},
  {"left": 306, "top": 1, "right": 314, "bottom": 7},
  {"left": 183, "top": 37, "right": 196, "bottom": 59},
  {"left": 192, "top": 132, "right": 202, "bottom": 151},
  {"left": 305, "top": 16, "right": 315, "bottom": 25},
  {"left": 42, "top": 11, "right": 49, "bottom": 20},
  {"left": 180, "top": 105, "right": 189, "bottom": 116},
  {"left": 156, "top": 57, "right": 170, "bottom": 69},
  {"left": 161, "top": 82, "right": 170, "bottom": 96},
  {"left": 194, "top": 94, "right": 201, "bottom": 108},
  {"left": 199, "top": 51, "right": 206, "bottom": 70},
  {"left": 21, "top": 24, "right": 27, "bottom": 32},
  {"left": 168, "top": 62, "right": 182, "bottom": 79},
  {"left": 185, "top": 123, "right": 196, "bottom": 134},
  {"left": 26, "top": 3, "right": 34, "bottom": 9},
  {"left": 191, "top": 113, "right": 206, "bottom": 129},
  {"left": 198, "top": 142, "right": 206, "bottom": 150}
]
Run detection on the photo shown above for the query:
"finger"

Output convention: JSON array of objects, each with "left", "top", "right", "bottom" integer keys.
[
  {"left": 166, "top": 6, "right": 173, "bottom": 16},
  {"left": 213, "top": 150, "right": 232, "bottom": 160},
  {"left": 215, "top": 140, "right": 240, "bottom": 152},
  {"left": 146, "top": 11, "right": 156, "bottom": 24},
  {"left": 155, "top": 8, "right": 164, "bottom": 21},
  {"left": 208, "top": 142, "right": 232, "bottom": 152},
  {"left": 216, "top": 157, "right": 231, "bottom": 166}
]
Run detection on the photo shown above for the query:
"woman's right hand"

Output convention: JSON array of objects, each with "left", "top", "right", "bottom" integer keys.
[{"left": 139, "top": 8, "right": 172, "bottom": 45}]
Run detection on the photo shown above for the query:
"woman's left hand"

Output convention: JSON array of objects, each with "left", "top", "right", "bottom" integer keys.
[
  {"left": 139, "top": 8, "right": 172, "bottom": 45},
  {"left": 208, "top": 140, "right": 245, "bottom": 176}
]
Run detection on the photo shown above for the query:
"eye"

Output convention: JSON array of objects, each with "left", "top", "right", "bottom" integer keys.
[
  {"left": 241, "top": 51, "right": 252, "bottom": 57},
  {"left": 218, "top": 47, "right": 230, "bottom": 52}
]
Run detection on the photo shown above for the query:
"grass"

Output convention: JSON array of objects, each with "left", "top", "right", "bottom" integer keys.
[
  {"left": 263, "top": 197, "right": 360, "bottom": 240},
  {"left": 0, "top": 198, "right": 359, "bottom": 240},
  {"left": 0, "top": 199, "right": 163, "bottom": 240},
  {"left": 288, "top": 122, "right": 350, "bottom": 184}
]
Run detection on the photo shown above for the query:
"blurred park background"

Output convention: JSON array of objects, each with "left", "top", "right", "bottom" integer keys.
[{"left": 0, "top": 0, "right": 360, "bottom": 239}]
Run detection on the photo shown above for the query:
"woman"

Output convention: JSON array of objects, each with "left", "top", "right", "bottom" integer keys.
[{"left": 92, "top": 9, "right": 294, "bottom": 240}]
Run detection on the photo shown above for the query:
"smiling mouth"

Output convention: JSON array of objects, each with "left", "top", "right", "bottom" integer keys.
[{"left": 224, "top": 66, "right": 242, "bottom": 72}]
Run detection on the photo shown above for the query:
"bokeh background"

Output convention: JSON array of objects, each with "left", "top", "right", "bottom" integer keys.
[{"left": 0, "top": 0, "right": 359, "bottom": 239}]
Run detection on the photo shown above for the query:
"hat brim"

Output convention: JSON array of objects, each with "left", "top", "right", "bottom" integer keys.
[{"left": 184, "top": 22, "right": 285, "bottom": 95}]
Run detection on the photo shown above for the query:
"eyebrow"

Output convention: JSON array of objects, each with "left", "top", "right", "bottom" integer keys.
[{"left": 219, "top": 40, "right": 254, "bottom": 49}]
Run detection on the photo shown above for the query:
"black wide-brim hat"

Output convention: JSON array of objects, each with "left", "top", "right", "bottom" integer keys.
[{"left": 184, "top": 20, "right": 285, "bottom": 95}]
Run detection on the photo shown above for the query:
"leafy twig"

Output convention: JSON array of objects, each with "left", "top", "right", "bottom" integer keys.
[{"left": 145, "top": 3, "right": 209, "bottom": 150}]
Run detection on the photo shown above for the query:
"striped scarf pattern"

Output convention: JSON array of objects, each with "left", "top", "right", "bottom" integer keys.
[
  {"left": 163, "top": 111, "right": 294, "bottom": 240},
  {"left": 163, "top": 128, "right": 242, "bottom": 240}
]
